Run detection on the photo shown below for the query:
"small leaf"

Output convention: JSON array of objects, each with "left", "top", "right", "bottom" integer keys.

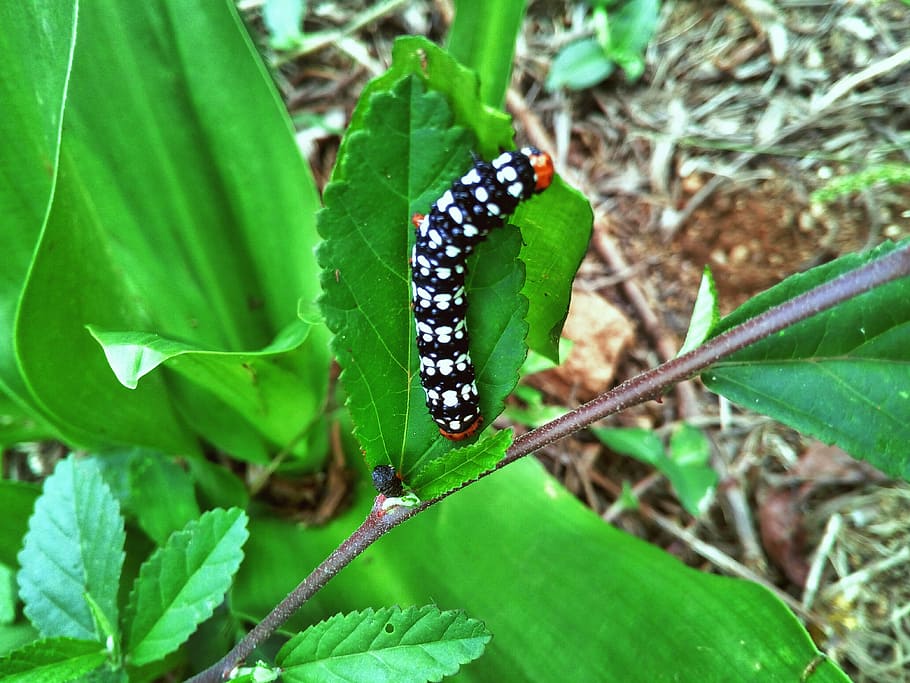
[
  {"left": 276, "top": 606, "right": 491, "bottom": 683},
  {"left": 666, "top": 423, "right": 718, "bottom": 516},
  {"left": 409, "top": 429, "right": 513, "bottom": 498},
  {"left": 17, "top": 456, "right": 125, "bottom": 642},
  {"left": 0, "top": 480, "right": 39, "bottom": 568},
  {"left": 606, "top": 0, "right": 660, "bottom": 82},
  {"left": 592, "top": 427, "right": 663, "bottom": 465},
  {"left": 124, "top": 508, "right": 249, "bottom": 666},
  {"left": 678, "top": 266, "right": 720, "bottom": 355},
  {"left": 128, "top": 455, "right": 201, "bottom": 546},
  {"left": 263, "top": 0, "right": 306, "bottom": 50},
  {"left": 0, "top": 637, "right": 107, "bottom": 683},
  {"left": 546, "top": 38, "right": 615, "bottom": 91}
]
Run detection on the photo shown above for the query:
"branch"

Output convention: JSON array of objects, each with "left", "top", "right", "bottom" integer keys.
[{"left": 187, "top": 243, "right": 910, "bottom": 682}]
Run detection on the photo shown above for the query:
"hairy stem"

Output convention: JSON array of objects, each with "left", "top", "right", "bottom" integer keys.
[{"left": 188, "top": 244, "right": 910, "bottom": 682}]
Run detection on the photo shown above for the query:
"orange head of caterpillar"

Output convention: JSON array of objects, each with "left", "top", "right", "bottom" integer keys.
[{"left": 521, "top": 147, "right": 555, "bottom": 192}]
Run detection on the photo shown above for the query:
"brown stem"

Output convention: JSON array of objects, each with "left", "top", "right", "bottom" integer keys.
[{"left": 187, "top": 243, "right": 910, "bottom": 682}]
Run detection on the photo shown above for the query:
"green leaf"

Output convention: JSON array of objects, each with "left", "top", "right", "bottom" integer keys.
[
  {"left": 606, "top": 0, "right": 660, "bottom": 82},
  {"left": 128, "top": 455, "right": 201, "bottom": 546},
  {"left": 503, "top": 384, "right": 568, "bottom": 429},
  {"left": 546, "top": 38, "right": 615, "bottom": 91},
  {"left": 593, "top": 425, "right": 717, "bottom": 516},
  {"left": 516, "top": 179, "right": 593, "bottom": 361},
  {"left": 4, "top": 1, "right": 329, "bottom": 457},
  {"left": 277, "top": 606, "right": 491, "bottom": 682},
  {"left": 666, "top": 423, "right": 718, "bottom": 515},
  {"left": 87, "top": 320, "right": 317, "bottom": 458},
  {"left": 0, "top": 0, "right": 76, "bottom": 440},
  {"left": 446, "top": 0, "right": 527, "bottom": 108},
  {"left": 0, "top": 480, "right": 39, "bottom": 568},
  {"left": 263, "top": 0, "right": 306, "bottom": 50},
  {"left": 0, "top": 637, "right": 107, "bottom": 683},
  {"left": 319, "top": 40, "right": 589, "bottom": 480},
  {"left": 17, "top": 456, "right": 124, "bottom": 642},
  {"left": 124, "top": 508, "right": 248, "bottom": 666},
  {"left": 678, "top": 265, "right": 720, "bottom": 355},
  {"left": 409, "top": 429, "right": 513, "bottom": 497},
  {"left": 703, "top": 240, "right": 910, "bottom": 477}
]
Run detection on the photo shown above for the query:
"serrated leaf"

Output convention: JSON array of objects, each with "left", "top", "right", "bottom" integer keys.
[
  {"left": 124, "top": 508, "right": 248, "bottom": 666},
  {"left": 318, "top": 74, "right": 530, "bottom": 480},
  {"left": 703, "top": 240, "right": 910, "bottom": 476},
  {"left": 0, "top": 637, "right": 107, "bottom": 683},
  {"left": 276, "top": 606, "right": 491, "bottom": 683},
  {"left": 128, "top": 455, "right": 200, "bottom": 546},
  {"left": 17, "top": 456, "right": 124, "bottom": 641},
  {"left": 409, "top": 429, "right": 513, "bottom": 497},
  {"left": 318, "top": 40, "right": 589, "bottom": 483},
  {"left": 678, "top": 265, "right": 720, "bottom": 356}
]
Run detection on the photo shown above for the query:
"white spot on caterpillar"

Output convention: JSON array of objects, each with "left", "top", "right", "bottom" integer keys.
[
  {"left": 474, "top": 186, "right": 489, "bottom": 202},
  {"left": 462, "top": 168, "right": 481, "bottom": 184},
  {"left": 435, "top": 267, "right": 451, "bottom": 279},
  {"left": 416, "top": 254, "right": 431, "bottom": 268},
  {"left": 445, "top": 245, "right": 461, "bottom": 258},
  {"left": 428, "top": 228, "right": 443, "bottom": 245},
  {"left": 437, "top": 190, "right": 455, "bottom": 211},
  {"left": 438, "top": 359, "right": 454, "bottom": 375},
  {"left": 508, "top": 181, "right": 524, "bottom": 197},
  {"left": 492, "top": 152, "right": 512, "bottom": 168},
  {"left": 463, "top": 224, "right": 478, "bottom": 238},
  {"left": 487, "top": 203, "right": 500, "bottom": 216},
  {"left": 442, "top": 390, "right": 458, "bottom": 406},
  {"left": 448, "top": 206, "right": 464, "bottom": 224},
  {"left": 497, "top": 165, "right": 518, "bottom": 183}
]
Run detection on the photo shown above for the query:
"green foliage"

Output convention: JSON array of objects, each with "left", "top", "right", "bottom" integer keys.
[
  {"left": 704, "top": 240, "right": 910, "bottom": 477},
  {"left": 593, "top": 424, "right": 718, "bottom": 515},
  {"left": 8, "top": 455, "right": 250, "bottom": 680},
  {"left": 276, "top": 606, "right": 491, "bottom": 682},
  {"left": 547, "top": 0, "right": 660, "bottom": 90},
  {"left": 318, "top": 37, "right": 592, "bottom": 491},
  {"left": 810, "top": 163, "right": 910, "bottom": 205},
  {"left": 0, "top": 0, "right": 330, "bottom": 463}
]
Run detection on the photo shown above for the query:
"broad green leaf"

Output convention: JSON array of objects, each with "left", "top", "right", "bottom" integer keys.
[
  {"left": 17, "top": 457, "right": 124, "bottom": 642},
  {"left": 704, "top": 240, "right": 910, "bottom": 477},
  {"left": 0, "top": 0, "right": 75, "bottom": 439},
  {"left": 7, "top": 1, "right": 329, "bottom": 458},
  {"left": 87, "top": 320, "right": 316, "bottom": 459},
  {"left": 678, "top": 265, "right": 719, "bottom": 356},
  {"left": 592, "top": 427, "right": 663, "bottom": 463},
  {"left": 235, "top": 459, "right": 848, "bottom": 682},
  {"left": 503, "top": 384, "right": 568, "bottom": 429},
  {"left": 446, "top": 0, "right": 527, "bottom": 108},
  {"left": 546, "top": 38, "right": 615, "bottom": 91},
  {"left": 277, "top": 606, "right": 490, "bottom": 682},
  {"left": 0, "top": 637, "right": 107, "bottom": 683},
  {"left": 124, "top": 508, "right": 248, "bottom": 666},
  {"left": 0, "top": 480, "right": 40, "bottom": 568}
]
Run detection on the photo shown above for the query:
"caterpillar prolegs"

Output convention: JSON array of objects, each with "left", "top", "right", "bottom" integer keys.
[{"left": 411, "top": 147, "right": 555, "bottom": 440}]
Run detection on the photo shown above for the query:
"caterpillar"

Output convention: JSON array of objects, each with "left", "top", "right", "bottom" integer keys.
[{"left": 411, "top": 146, "right": 555, "bottom": 440}]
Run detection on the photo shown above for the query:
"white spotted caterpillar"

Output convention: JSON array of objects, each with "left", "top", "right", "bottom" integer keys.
[{"left": 411, "top": 147, "right": 555, "bottom": 440}]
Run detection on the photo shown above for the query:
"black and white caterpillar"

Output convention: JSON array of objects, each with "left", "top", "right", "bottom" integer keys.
[{"left": 411, "top": 147, "right": 555, "bottom": 440}]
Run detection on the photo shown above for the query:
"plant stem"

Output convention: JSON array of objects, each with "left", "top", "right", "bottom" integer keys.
[{"left": 187, "top": 243, "right": 910, "bottom": 682}]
